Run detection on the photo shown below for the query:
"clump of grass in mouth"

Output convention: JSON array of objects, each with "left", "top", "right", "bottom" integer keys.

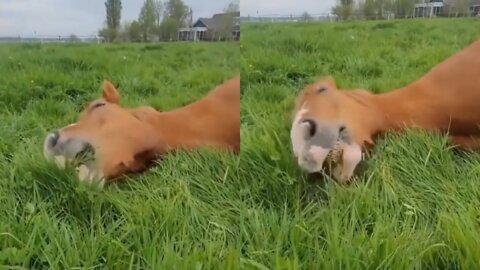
[{"left": 72, "top": 143, "right": 95, "bottom": 167}]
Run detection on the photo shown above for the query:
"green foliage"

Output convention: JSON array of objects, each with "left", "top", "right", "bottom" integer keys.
[
  {"left": 0, "top": 42, "right": 238, "bottom": 268},
  {"left": 159, "top": 0, "right": 190, "bottom": 41},
  {"left": 392, "top": 0, "right": 416, "bottom": 17},
  {"left": 130, "top": 0, "right": 190, "bottom": 42},
  {"left": 338, "top": 0, "right": 424, "bottom": 19},
  {"left": 67, "top": 34, "right": 80, "bottom": 43},
  {"left": 333, "top": 0, "right": 355, "bottom": 19},
  {"left": 217, "top": 1, "right": 240, "bottom": 41},
  {"left": 241, "top": 18, "right": 480, "bottom": 268},
  {"left": 118, "top": 20, "right": 143, "bottom": 42},
  {"left": 164, "top": 0, "right": 189, "bottom": 24},
  {"left": 101, "top": 0, "right": 123, "bottom": 42},
  {"left": 105, "top": 0, "right": 122, "bottom": 29},
  {"left": 139, "top": 0, "right": 160, "bottom": 41}
]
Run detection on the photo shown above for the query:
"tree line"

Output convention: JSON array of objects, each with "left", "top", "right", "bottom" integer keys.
[
  {"left": 99, "top": 0, "right": 190, "bottom": 42},
  {"left": 332, "top": 0, "right": 476, "bottom": 20},
  {"left": 99, "top": 0, "right": 239, "bottom": 43}
]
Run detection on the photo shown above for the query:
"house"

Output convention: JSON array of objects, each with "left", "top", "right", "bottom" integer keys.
[
  {"left": 178, "top": 11, "right": 240, "bottom": 41},
  {"left": 414, "top": 0, "right": 480, "bottom": 17},
  {"left": 472, "top": 0, "right": 480, "bottom": 15},
  {"left": 414, "top": 0, "right": 445, "bottom": 17}
]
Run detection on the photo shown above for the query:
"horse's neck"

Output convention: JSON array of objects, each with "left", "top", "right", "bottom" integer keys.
[
  {"left": 136, "top": 77, "right": 239, "bottom": 153},
  {"left": 152, "top": 103, "right": 210, "bottom": 151},
  {"left": 366, "top": 82, "right": 441, "bottom": 135},
  {"left": 356, "top": 40, "right": 480, "bottom": 141}
]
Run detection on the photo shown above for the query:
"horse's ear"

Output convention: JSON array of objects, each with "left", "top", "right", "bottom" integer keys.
[{"left": 102, "top": 80, "right": 120, "bottom": 104}]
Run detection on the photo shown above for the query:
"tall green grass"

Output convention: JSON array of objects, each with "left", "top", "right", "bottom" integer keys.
[
  {"left": 0, "top": 42, "right": 240, "bottom": 269},
  {"left": 240, "top": 18, "right": 480, "bottom": 269},
  {"left": 3, "top": 18, "right": 480, "bottom": 269}
]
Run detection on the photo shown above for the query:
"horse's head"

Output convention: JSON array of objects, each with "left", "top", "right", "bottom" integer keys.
[
  {"left": 43, "top": 80, "right": 166, "bottom": 184},
  {"left": 290, "top": 76, "right": 381, "bottom": 182}
]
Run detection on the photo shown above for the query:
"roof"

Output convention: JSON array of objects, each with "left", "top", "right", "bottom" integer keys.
[{"left": 192, "top": 11, "right": 240, "bottom": 30}]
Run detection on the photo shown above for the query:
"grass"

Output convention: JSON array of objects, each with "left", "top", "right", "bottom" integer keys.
[
  {"left": 0, "top": 42, "right": 240, "bottom": 269},
  {"left": 3, "top": 18, "right": 480, "bottom": 270},
  {"left": 240, "top": 18, "right": 480, "bottom": 269}
]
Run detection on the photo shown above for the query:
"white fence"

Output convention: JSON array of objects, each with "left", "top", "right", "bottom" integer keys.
[
  {"left": 240, "top": 11, "right": 480, "bottom": 24},
  {"left": 240, "top": 13, "right": 338, "bottom": 23},
  {"left": 0, "top": 35, "right": 104, "bottom": 44}
]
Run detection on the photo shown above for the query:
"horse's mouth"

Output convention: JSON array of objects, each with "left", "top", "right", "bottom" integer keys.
[
  {"left": 43, "top": 135, "right": 104, "bottom": 186},
  {"left": 72, "top": 143, "right": 95, "bottom": 166},
  {"left": 298, "top": 145, "right": 336, "bottom": 174}
]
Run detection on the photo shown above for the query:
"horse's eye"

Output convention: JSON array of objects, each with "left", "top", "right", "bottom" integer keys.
[
  {"left": 92, "top": 103, "right": 106, "bottom": 109},
  {"left": 317, "top": 86, "right": 327, "bottom": 93},
  {"left": 339, "top": 125, "right": 346, "bottom": 133}
]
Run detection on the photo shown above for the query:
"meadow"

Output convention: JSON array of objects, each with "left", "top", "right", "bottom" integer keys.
[
  {"left": 0, "top": 42, "right": 240, "bottom": 268},
  {"left": 240, "top": 18, "right": 480, "bottom": 269},
  {"left": 2, "top": 18, "right": 480, "bottom": 270}
]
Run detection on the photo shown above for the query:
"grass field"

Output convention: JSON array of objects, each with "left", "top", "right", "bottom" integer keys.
[
  {"left": 3, "top": 18, "right": 480, "bottom": 270},
  {"left": 240, "top": 18, "right": 480, "bottom": 269},
  {"left": 0, "top": 42, "right": 240, "bottom": 268}
]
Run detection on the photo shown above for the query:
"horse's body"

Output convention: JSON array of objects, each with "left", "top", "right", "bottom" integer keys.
[
  {"left": 291, "top": 40, "right": 480, "bottom": 182},
  {"left": 44, "top": 75, "right": 240, "bottom": 184}
]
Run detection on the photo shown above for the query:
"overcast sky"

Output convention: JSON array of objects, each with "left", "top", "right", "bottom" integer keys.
[
  {"left": 241, "top": 0, "right": 335, "bottom": 17},
  {"left": 0, "top": 0, "right": 236, "bottom": 37}
]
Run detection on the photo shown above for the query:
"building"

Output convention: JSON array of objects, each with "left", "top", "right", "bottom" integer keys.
[
  {"left": 414, "top": 0, "right": 480, "bottom": 17},
  {"left": 414, "top": 0, "right": 444, "bottom": 17},
  {"left": 178, "top": 11, "right": 240, "bottom": 41},
  {"left": 472, "top": 0, "right": 480, "bottom": 15}
]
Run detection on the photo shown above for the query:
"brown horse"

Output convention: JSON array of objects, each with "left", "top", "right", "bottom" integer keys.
[
  {"left": 291, "top": 39, "right": 480, "bottom": 183},
  {"left": 43, "top": 75, "right": 240, "bottom": 186}
]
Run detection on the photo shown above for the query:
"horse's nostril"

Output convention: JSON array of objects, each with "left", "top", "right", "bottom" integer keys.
[
  {"left": 301, "top": 119, "right": 317, "bottom": 138},
  {"left": 47, "top": 131, "right": 60, "bottom": 148}
]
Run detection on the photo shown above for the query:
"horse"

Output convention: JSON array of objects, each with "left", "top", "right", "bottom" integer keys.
[
  {"left": 290, "top": 39, "right": 480, "bottom": 183},
  {"left": 43, "top": 75, "right": 240, "bottom": 186}
]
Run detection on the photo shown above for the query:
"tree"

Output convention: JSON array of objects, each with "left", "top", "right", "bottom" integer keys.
[
  {"left": 98, "top": 28, "right": 118, "bottom": 42},
  {"left": 224, "top": 0, "right": 239, "bottom": 13},
  {"left": 106, "top": 0, "right": 122, "bottom": 29},
  {"left": 68, "top": 34, "right": 81, "bottom": 42},
  {"left": 360, "top": 0, "right": 376, "bottom": 18},
  {"left": 452, "top": 0, "right": 471, "bottom": 16},
  {"left": 160, "top": 0, "right": 190, "bottom": 41},
  {"left": 217, "top": 1, "right": 239, "bottom": 41},
  {"left": 159, "top": 17, "right": 178, "bottom": 41},
  {"left": 129, "top": 21, "right": 143, "bottom": 42},
  {"left": 301, "top": 12, "right": 313, "bottom": 21},
  {"left": 154, "top": 0, "right": 164, "bottom": 25},
  {"left": 383, "top": 0, "right": 396, "bottom": 18},
  {"left": 332, "top": 0, "right": 355, "bottom": 20},
  {"left": 392, "top": 0, "right": 416, "bottom": 18},
  {"left": 117, "top": 21, "right": 142, "bottom": 42},
  {"left": 99, "top": 0, "right": 122, "bottom": 42},
  {"left": 139, "top": 0, "right": 158, "bottom": 41}
]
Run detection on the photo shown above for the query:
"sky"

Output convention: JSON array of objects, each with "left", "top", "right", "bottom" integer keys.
[
  {"left": 241, "top": 0, "right": 335, "bottom": 17},
  {"left": 0, "top": 0, "right": 236, "bottom": 37}
]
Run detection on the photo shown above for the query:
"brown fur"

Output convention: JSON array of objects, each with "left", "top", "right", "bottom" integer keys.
[
  {"left": 293, "top": 39, "right": 480, "bottom": 153},
  {"left": 58, "top": 75, "right": 240, "bottom": 181}
]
